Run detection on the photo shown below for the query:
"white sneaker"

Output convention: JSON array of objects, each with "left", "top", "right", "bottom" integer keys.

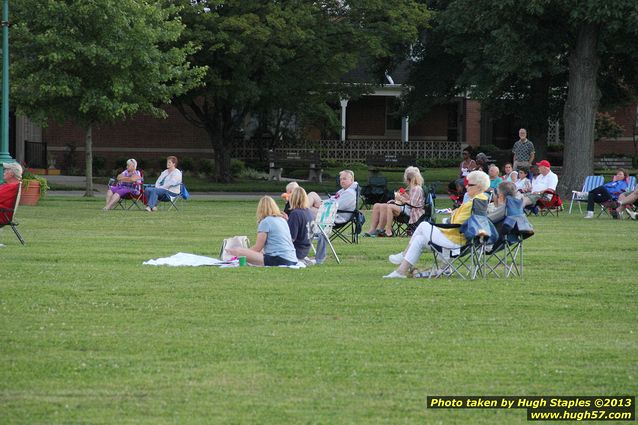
[
  {"left": 302, "top": 257, "right": 316, "bottom": 266},
  {"left": 383, "top": 270, "right": 407, "bottom": 279},
  {"left": 627, "top": 210, "right": 637, "bottom": 220},
  {"left": 584, "top": 211, "right": 594, "bottom": 219},
  {"left": 388, "top": 252, "right": 404, "bottom": 265}
]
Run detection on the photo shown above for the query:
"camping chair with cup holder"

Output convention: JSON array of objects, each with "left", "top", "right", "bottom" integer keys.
[
  {"left": 0, "top": 181, "right": 25, "bottom": 245},
  {"left": 485, "top": 196, "right": 535, "bottom": 278}
]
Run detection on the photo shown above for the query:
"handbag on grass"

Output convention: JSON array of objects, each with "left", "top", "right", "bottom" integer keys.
[{"left": 220, "top": 236, "right": 250, "bottom": 261}]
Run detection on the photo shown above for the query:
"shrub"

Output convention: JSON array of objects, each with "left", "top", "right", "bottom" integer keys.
[
  {"left": 240, "top": 167, "right": 269, "bottom": 180},
  {"left": 417, "top": 158, "right": 458, "bottom": 168},
  {"left": 92, "top": 156, "right": 107, "bottom": 176},
  {"left": 230, "top": 159, "right": 246, "bottom": 177},
  {"left": 195, "top": 158, "right": 215, "bottom": 177},
  {"left": 179, "top": 157, "right": 195, "bottom": 172}
]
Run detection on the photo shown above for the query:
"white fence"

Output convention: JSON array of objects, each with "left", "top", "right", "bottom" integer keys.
[{"left": 231, "top": 139, "right": 463, "bottom": 162}]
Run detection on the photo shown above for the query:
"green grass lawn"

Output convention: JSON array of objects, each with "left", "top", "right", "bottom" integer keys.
[{"left": 1, "top": 197, "right": 636, "bottom": 424}]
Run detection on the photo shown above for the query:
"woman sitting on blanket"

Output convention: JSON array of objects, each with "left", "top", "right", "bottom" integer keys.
[
  {"left": 383, "top": 170, "right": 490, "bottom": 278},
  {"left": 227, "top": 196, "right": 298, "bottom": 266},
  {"left": 103, "top": 158, "right": 142, "bottom": 210},
  {"left": 364, "top": 166, "right": 425, "bottom": 237}
]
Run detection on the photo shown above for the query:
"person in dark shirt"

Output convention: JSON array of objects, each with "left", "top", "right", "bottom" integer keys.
[{"left": 287, "top": 186, "right": 315, "bottom": 262}]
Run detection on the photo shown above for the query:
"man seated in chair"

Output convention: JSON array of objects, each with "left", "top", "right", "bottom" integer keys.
[
  {"left": 383, "top": 170, "right": 490, "bottom": 279},
  {"left": 522, "top": 160, "right": 558, "bottom": 208},
  {"left": 314, "top": 170, "right": 358, "bottom": 263},
  {"left": 332, "top": 169, "right": 358, "bottom": 224},
  {"left": 144, "top": 156, "right": 182, "bottom": 212},
  {"left": 0, "top": 163, "right": 22, "bottom": 212}
]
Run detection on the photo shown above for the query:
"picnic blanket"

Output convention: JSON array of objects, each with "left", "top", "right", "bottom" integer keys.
[{"left": 143, "top": 252, "right": 306, "bottom": 268}]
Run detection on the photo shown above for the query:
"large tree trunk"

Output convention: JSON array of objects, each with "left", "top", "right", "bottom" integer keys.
[
  {"left": 84, "top": 125, "right": 94, "bottom": 197},
  {"left": 558, "top": 24, "right": 600, "bottom": 198},
  {"left": 175, "top": 100, "right": 236, "bottom": 183}
]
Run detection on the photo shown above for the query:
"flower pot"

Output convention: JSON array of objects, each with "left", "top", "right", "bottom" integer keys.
[{"left": 19, "top": 181, "right": 41, "bottom": 206}]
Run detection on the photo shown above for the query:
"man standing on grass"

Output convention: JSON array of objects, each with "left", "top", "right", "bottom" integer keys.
[
  {"left": 0, "top": 163, "right": 23, "bottom": 211},
  {"left": 512, "top": 128, "right": 535, "bottom": 171}
]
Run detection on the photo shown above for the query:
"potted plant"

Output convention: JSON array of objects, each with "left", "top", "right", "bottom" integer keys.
[{"left": 20, "top": 170, "right": 49, "bottom": 206}]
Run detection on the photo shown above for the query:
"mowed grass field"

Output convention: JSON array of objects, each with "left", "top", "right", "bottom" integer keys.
[{"left": 1, "top": 196, "right": 636, "bottom": 424}]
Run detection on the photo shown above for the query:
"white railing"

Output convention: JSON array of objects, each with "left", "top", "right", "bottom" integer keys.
[{"left": 231, "top": 139, "right": 463, "bottom": 162}]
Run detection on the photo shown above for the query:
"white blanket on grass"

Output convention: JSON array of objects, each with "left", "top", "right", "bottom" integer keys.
[{"left": 143, "top": 252, "right": 306, "bottom": 268}]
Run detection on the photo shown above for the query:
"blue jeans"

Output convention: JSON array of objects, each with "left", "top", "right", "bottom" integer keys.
[
  {"left": 145, "top": 187, "right": 179, "bottom": 208},
  {"left": 315, "top": 234, "right": 327, "bottom": 264}
]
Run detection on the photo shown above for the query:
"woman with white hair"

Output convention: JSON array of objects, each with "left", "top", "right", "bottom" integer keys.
[
  {"left": 384, "top": 170, "right": 490, "bottom": 278},
  {"left": 103, "top": 158, "right": 142, "bottom": 210},
  {"left": 364, "top": 166, "right": 425, "bottom": 237}
]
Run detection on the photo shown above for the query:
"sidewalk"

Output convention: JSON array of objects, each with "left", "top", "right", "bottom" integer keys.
[{"left": 45, "top": 175, "right": 278, "bottom": 200}]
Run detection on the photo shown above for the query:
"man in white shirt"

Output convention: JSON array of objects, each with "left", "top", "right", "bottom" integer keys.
[
  {"left": 523, "top": 160, "right": 558, "bottom": 207},
  {"left": 332, "top": 170, "right": 358, "bottom": 224},
  {"left": 315, "top": 170, "right": 359, "bottom": 263}
]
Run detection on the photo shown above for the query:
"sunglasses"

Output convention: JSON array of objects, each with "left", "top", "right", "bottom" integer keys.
[{"left": 466, "top": 183, "right": 476, "bottom": 187}]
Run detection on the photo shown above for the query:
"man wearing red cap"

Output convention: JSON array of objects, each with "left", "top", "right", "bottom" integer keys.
[{"left": 523, "top": 160, "right": 558, "bottom": 207}]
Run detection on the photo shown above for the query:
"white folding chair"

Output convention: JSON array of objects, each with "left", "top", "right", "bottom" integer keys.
[
  {"left": 569, "top": 175, "right": 604, "bottom": 214},
  {"left": 309, "top": 200, "right": 340, "bottom": 264}
]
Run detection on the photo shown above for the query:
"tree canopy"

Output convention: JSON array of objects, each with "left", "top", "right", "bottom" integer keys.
[
  {"left": 11, "top": 0, "right": 206, "bottom": 195},
  {"left": 172, "top": 0, "right": 429, "bottom": 181},
  {"left": 408, "top": 0, "right": 638, "bottom": 195}
]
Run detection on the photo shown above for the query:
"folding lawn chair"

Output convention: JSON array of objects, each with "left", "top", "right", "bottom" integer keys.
[
  {"left": 568, "top": 175, "right": 604, "bottom": 214},
  {"left": 485, "top": 196, "right": 535, "bottom": 278},
  {"left": 166, "top": 183, "right": 189, "bottom": 211},
  {"left": 114, "top": 170, "right": 145, "bottom": 210},
  {"left": 392, "top": 187, "right": 436, "bottom": 237},
  {"left": 330, "top": 185, "right": 363, "bottom": 244},
  {"left": 144, "top": 181, "right": 189, "bottom": 211},
  {"left": 0, "top": 181, "right": 26, "bottom": 245},
  {"left": 309, "top": 200, "right": 340, "bottom": 264},
  {"left": 532, "top": 189, "right": 563, "bottom": 216},
  {"left": 360, "top": 175, "right": 392, "bottom": 210},
  {"left": 598, "top": 176, "right": 635, "bottom": 218},
  {"left": 423, "top": 198, "right": 498, "bottom": 280}
]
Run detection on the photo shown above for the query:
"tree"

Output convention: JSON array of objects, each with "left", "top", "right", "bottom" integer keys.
[
  {"left": 11, "top": 0, "right": 206, "bottom": 196},
  {"left": 407, "top": 0, "right": 638, "bottom": 196},
  {"left": 172, "top": 0, "right": 429, "bottom": 182}
]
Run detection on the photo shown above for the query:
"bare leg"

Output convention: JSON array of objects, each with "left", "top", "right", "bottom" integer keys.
[
  {"left": 226, "top": 247, "right": 265, "bottom": 266},
  {"left": 104, "top": 189, "right": 114, "bottom": 209},
  {"left": 381, "top": 204, "right": 402, "bottom": 235},
  {"left": 366, "top": 203, "right": 382, "bottom": 233},
  {"left": 308, "top": 191, "right": 322, "bottom": 217},
  {"left": 105, "top": 193, "right": 121, "bottom": 210}
]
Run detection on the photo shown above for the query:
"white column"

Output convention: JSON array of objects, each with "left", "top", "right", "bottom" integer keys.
[
  {"left": 401, "top": 115, "right": 409, "bottom": 143},
  {"left": 340, "top": 98, "right": 349, "bottom": 142}
]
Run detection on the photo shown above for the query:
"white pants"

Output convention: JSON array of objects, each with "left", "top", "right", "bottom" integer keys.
[{"left": 404, "top": 222, "right": 461, "bottom": 266}]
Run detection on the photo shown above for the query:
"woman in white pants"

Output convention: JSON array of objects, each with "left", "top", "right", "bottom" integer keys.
[{"left": 383, "top": 170, "right": 490, "bottom": 278}]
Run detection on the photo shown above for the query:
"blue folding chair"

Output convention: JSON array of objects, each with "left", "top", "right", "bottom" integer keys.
[{"left": 568, "top": 175, "right": 604, "bottom": 214}]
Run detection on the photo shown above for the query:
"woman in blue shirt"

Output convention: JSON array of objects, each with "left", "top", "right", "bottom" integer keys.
[
  {"left": 227, "top": 196, "right": 298, "bottom": 266},
  {"left": 584, "top": 169, "right": 629, "bottom": 219}
]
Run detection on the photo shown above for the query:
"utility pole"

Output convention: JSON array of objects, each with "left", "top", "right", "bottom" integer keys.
[{"left": 0, "top": 0, "right": 14, "bottom": 182}]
